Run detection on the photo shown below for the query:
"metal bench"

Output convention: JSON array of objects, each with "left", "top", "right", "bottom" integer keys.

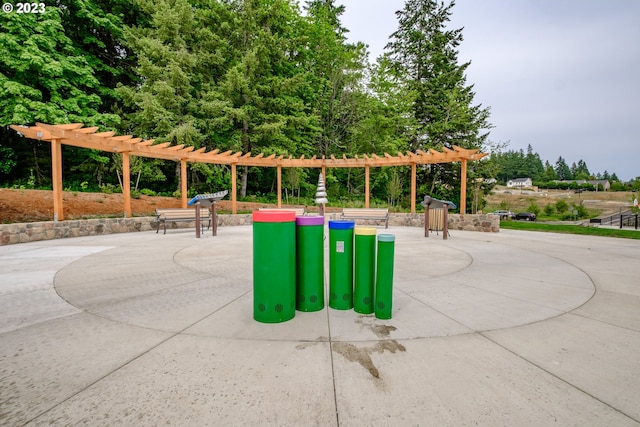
[
  {"left": 155, "top": 207, "right": 211, "bottom": 234},
  {"left": 340, "top": 208, "right": 389, "bottom": 228}
]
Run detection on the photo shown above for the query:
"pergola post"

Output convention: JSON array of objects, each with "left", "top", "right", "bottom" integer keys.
[
  {"left": 51, "top": 138, "right": 63, "bottom": 221},
  {"left": 180, "top": 159, "right": 188, "bottom": 208},
  {"left": 411, "top": 163, "right": 417, "bottom": 214},
  {"left": 460, "top": 159, "right": 467, "bottom": 215},
  {"left": 277, "top": 164, "right": 282, "bottom": 208},
  {"left": 11, "top": 124, "right": 488, "bottom": 221},
  {"left": 365, "top": 164, "right": 370, "bottom": 208},
  {"left": 231, "top": 163, "right": 237, "bottom": 214},
  {"left": 123, "top": 152, "right": 132, "bottom": 217}
]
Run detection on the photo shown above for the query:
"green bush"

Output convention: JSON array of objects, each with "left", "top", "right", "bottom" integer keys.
[
  {"left": 555, "top": 200, "right": 569, "bottom": 214},
  {"left": 527, "top": 201, "right": 540, "bottom": 216},
  {"left": 99, "top": 183, "right": 120, "bottom": 194},
  {"left": 139, "top": 188, "right": 157, "bottom": 196},
  {"left": 544, "top": 204, "right": 555, "bottom": 216}
]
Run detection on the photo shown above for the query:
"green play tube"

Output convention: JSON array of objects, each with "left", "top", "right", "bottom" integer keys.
[
  {"left": 354, "top": 227, "right": 376, "bottom": 314},
  {"left": 252, "top": 210, "right": 297, "bottom": 323},
  {"left": 296, "top": 216, "right": 325, "bottom": 312},
  {"left": 328, "top": 220, "right": 355, "bottom": 310},
  {"left": 375, "top": 234, "right": 395, "bottom": 319}
]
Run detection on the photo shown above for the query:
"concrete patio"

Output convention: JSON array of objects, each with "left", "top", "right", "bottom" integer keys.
[{"left": 1, "top": 225, "right": 639, "bottom": 426}]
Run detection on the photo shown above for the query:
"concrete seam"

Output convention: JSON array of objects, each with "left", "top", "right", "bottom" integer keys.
[
  {"left": 25, "top": 289, "right": 251, "bottom": 425},
  {"left": 478, "top": 331, "right": 640, "bottom": 424}
]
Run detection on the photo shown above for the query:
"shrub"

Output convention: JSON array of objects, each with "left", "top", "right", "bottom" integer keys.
[
  {"left": 100, "top": 183, "right": 120, "bottom": 194},
  {"left": 544, "top": 204, "right": 555, "bottom": 216},
  {"left": 527, "top": 201, "right": 540, "bottom": 216},
  {"left": 555, "top": 200, "right": 569, "bottom": 214}
]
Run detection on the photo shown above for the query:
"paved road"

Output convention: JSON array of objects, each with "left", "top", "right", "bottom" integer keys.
[{"left": 1, "top": 227, "right": 639, "bottom": 426}]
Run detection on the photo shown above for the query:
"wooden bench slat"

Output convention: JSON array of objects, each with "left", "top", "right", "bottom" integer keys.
[
  {"left": 340, "top": 208, "right": 389, "bottom": 228},
  {"left": 156, "top": 208, "right": 212, "bottom": 234}
]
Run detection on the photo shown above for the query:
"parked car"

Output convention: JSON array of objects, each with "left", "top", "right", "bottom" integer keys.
[
  {"left": 492, "top": 210, "right": 515, "bottom": 220},
  {"left": 515, "top": 212, "right": 537, "bottom": 221}
]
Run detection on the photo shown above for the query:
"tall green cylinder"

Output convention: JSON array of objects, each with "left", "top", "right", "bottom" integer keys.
[
  {"left": 375, "top": 234, "right": 395, "bottom": 319},
  {"left": 252, "top": 211, "right": 296, "bottom": 323},
  {"left": 296, "top": 216, "right": 325, "bottom": 312},
  {"left": 354, "top": 227, "right": 376, "bottom": 314},
  {"left": 328, "top": 220, "right": 355, "bottom": 310}
]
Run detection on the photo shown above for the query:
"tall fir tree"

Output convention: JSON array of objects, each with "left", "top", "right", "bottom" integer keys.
[
  {"left": 0, "top": 1, "right": 141, "bottom": 186},
  {"left": 303, "top": 0, "right": 366, "bottom": 157},
  {"left": 385, "top": 0, "right": 492, "bottom": 202}
]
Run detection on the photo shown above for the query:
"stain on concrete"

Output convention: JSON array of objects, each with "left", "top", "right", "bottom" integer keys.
[
  {"left": 333, "top": 342, "right": 381, "bottom": 378},
  {"left": 295, "top": 316, "right": 406, "bottom": 380},
  {"left": 332, "top": 317, "right": 406, "bottom": 379},
  {"left": 332, "top": 340, "right": 406, "bottom": 379}
]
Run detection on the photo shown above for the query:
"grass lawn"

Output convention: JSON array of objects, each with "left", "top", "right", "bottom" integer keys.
[{"left": 500, "top": 221, "right": 640, "bottom": 240}]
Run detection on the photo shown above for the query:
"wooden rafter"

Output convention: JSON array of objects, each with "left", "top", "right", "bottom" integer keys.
[{"left": 10, "top": 123, "right": 489, "bottom": 216}]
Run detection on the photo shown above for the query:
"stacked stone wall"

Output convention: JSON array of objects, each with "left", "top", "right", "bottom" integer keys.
[{"left": 0, "top": 213, "right": 498, "bottom": 246}]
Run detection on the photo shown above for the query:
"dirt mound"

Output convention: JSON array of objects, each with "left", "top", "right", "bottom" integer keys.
[{"left": 0, "top": 188, "right": 281, "bottom": 223}]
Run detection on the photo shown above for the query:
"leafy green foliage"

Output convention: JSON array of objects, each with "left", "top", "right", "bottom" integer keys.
[
  {"left": 555, "top": 200, "right": 569, "bottom": 214},
  {"left": 0, "top": 145, "right": 17, "bottom": 175}
]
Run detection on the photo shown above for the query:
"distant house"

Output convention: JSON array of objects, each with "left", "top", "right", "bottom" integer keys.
[
  {"left": 588, "top": 180, "right": 611, "bottom": 191},
  {"left": 507, "top": 177, "right": 532, "bottom": 188}
]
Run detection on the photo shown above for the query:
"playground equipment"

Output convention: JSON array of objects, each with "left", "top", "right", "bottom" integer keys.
[
  {"left": 328, "top": 220, "right": 355, "bottom": 310},
  {"left": 188, "top": 190, "right": 228, "bottom": 237},
  {"left": 295, "top": 216, "right": 325, "bottom": 312},
  {"left": 353, "top": 227, "right": 376, "bottom": 314},
  {"left": 252, "top": 211, "right": 297, "bottom": 323}
]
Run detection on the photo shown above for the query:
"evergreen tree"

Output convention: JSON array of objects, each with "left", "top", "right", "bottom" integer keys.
[
  {"left": 555, "top": 156, "right": 572, "bottom": 180},
  {"left": 385, "top": 0, "right": 492, "bottom": 201},
  {"left": 0, "top": 1, "right": 139, "bottom": 186},
  {"left": 573, "top": 159, "right": 590, "bottom": 179},
  {"left": 214, "top": 0, "right": 318, "bottom": 197},
  {"left": 525, "top": 144, "right": 544, "bottom": 179},
  {"left": 303, "top": 0, "right": 366, "bottom": 157},
  {"left": 540, "top": 160, "right": 558, "bottom": 182},
  {"left": 0, "top": 3, "right": 127, "bottom": 127}
]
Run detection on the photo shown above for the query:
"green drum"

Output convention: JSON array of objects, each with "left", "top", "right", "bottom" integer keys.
[
  {"left": 375, "top": 234, "right": 395, "bottom": 319},
  {"left": 328, "top": 220, "right": 355, "bottom": 310},
  {"left": 354, "top": 227, "right": 376, "bottom": 314},
  {"left": 252, "top": 210, "right": 297, "bottom": 323},
  {"left": 296, "top": 215, "right": 325, "bottom": 312}
]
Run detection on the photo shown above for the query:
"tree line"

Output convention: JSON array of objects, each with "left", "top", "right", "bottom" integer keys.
[
  {"left": 3, "top": 0, "right": 490, "bottom": 210},
  {"left": 491, "top": 144, "right": 639, "bottom": 192}
]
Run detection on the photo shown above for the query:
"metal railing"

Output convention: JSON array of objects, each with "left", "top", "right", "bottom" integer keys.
[{"left": 591, "top": 209, "right": 638, "bottom": 229}]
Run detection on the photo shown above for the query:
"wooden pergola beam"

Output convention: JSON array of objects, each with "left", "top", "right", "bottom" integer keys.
[{"left": 10, "top": 123, "right": 488, "bottom": 220}]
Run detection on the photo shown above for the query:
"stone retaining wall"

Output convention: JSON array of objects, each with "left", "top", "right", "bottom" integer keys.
[{"left": 0, "top": 213, "right": 498, "bottom": 246}]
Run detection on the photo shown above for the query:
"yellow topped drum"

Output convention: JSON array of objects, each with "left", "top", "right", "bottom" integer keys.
[{"left": 354, "top": 227, "right": 376, "bottom": 314}]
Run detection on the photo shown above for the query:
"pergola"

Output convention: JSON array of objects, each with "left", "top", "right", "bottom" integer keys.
[{"left": 10, "top": 123, "right": 488, "bottom": 220}]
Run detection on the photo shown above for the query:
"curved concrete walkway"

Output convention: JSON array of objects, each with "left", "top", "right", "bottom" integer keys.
[{"left": 1, "top": 227, "right": 639, "bottom": 426}]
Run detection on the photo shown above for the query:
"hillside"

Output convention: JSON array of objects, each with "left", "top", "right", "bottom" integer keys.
[
  {"left": 485, "top": 186, "right": 635, "bottom": 217},
  {"left": 0, "top": 188, "right": 291, "bottom": 224}
]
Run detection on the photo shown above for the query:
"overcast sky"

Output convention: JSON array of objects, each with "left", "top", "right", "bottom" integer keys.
[{"left": 336, "top": 0, "right": 640, "bottom": 181}]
